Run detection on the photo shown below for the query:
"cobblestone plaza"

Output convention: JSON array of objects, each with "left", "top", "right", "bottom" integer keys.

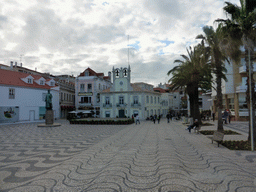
[{"left": 0, "top": 120, "right": 256, "bottom": 191}]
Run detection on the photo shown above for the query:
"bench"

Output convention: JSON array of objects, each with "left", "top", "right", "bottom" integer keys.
[
  {"left": 193, "top": 126, "right": 201, "bottom": 134},
  {"left": 210, "top": 131, "right": 224, "bottom": 147}
]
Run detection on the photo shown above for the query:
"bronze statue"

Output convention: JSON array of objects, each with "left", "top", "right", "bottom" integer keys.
[{"left": 45, "top": 90, "right": 53, "bottom": 110}]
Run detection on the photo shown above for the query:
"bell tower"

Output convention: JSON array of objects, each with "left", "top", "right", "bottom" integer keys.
[{"left": 111, "top": 65, "right": 132, "bottom": 92}]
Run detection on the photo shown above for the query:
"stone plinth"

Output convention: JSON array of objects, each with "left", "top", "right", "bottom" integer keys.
[
  {"left": 37, "top": 110, "right": 61, "bottom": 127},
  {"left": 45, "top": 110, "right": 54, "bottom": 125}
]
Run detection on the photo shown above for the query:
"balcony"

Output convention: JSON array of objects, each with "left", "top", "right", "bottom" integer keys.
[
  {"left": 131, "top": 103, "right": 141, "bottom": 107},
  {"left": 103, "top": 103, "right": 112, "bottom": 108},
  {"left": 78, "top": 92, "right": 93, "bottom": 96},
  {"left": 239, "top": 64, "right": 256, "bottom": 73},
  {"left": 236, "top": 84, "right": 256, "bottom": 93},
  {"left": 79, "top": 102, "right": 92, "bottom": 106},
  {"left": 116, "top": 103, "right": 127, "bottom": 107}
]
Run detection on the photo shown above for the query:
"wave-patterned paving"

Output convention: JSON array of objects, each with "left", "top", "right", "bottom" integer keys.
[{"left": 0, "top": 120, "right": 256, "bottom": 191}]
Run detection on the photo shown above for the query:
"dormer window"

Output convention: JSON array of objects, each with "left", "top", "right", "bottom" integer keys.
[
  {"left": 40, "top": 80, "right": 44, "bottom": 85},
  {"left": 50, "top": 82, "right": 54, "bottom": 86},
  {"left": 84, "top": 71, "right": 89, "bottom": 76},
  {"left": 28, "top": 78, "right": 33, "bottom": 84}
]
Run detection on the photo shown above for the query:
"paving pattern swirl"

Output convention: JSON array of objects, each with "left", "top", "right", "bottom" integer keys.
[{"left": 0, "top": 120, "right": 256, "bottom": 191}]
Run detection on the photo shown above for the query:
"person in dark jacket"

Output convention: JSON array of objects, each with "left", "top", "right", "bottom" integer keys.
[{"left": 186, "top": 119, "right": 199, "bottom": 133}]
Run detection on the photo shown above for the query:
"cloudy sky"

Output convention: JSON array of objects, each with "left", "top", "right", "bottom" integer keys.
[{"left": 0, "top": 0, "right": 239, "bottom": 86}]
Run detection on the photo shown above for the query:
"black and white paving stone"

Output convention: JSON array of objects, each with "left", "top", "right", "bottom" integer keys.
[{"left": 0, "top": 119, "right": 255, "bottom": 191}]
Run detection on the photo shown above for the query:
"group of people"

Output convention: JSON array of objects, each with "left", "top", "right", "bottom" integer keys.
[
  {"left": 150, "top": 114, "right": 162, "bottom": 124},
  {"left": 223, "top": 109, "right": 232, "bottom": 124}
]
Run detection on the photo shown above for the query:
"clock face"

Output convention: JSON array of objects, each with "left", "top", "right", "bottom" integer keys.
[{"left": 119, "top": 81, "right": 123, "bottom": 86}]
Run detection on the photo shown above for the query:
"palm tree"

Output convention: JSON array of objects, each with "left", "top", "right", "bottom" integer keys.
[
  {"left": 167, "top": 44, "right": 211, "bottom": 122},
  {"left": 216, "top": 0, "right": 256, "bottom": 141},
  {"left": 196, "top": 25, "right": 229, "bottom": 132}
]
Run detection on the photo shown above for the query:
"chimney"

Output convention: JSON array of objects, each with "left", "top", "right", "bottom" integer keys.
[
  {"left": 15, "top": 62, "right": 17, "bottom": 67},
  {"left": 108, "top": 71, "right": 111, "bottom": 81},
  {"left": 20, "top": 63, "right": 22, "bottom": 67},
  {"left": 10, "top": 61, "right": 13, "bottom": 69}
]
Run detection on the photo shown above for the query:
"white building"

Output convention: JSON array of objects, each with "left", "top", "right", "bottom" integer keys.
[
  {"left": 100, "top": 66, "right": 162, "bottom": 119},
  {"left": 75, "top": 67, "right": 112, "bottom": 116},
  {"left": 0, "top": 69, "right": 60, "bottom": 123}
]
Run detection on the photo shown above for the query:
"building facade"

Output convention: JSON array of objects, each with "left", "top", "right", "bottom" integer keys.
[
  {"left": 0, "top": 69, "right": 60, "bottom": 123},
  {"left": 100, "top": 66, "right": 162, "bottom": 120},
  {"left": 75, "top": 67, "right": 112, "bottom": 116},
  {"left": 211, "top": 54, "right": 256, "bottom": 120},
  {"left": 55, "top": 75, "right": 75, "bottom": 118}
]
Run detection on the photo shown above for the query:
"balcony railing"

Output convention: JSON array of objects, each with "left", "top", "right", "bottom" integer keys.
[
  {"left": 239, "top": 64, "right": 256, "bottom": 73},
  {"left": 79, "top": 102, "right": 92, "bottom": 106},
  {"left": 103, "top": 103, "right": 112, "bottom": 108},
  {"left": 116, "top": 103, "right": 127, "bottom": 107},
  {"left": 236, "top": 84, "right": 256, "bottom": 93},
  {"left": 131, "top": 103, "right": 141, "bottom": 107}
]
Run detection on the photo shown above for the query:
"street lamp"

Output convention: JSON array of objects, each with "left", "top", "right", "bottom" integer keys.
[{"left": 249, "top": 49, "right": 254, "bottom": 151}]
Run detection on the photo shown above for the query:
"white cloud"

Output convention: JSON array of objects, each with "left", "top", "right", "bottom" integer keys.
[{"left": 0, "top": 0, "right": 240, "bottom": 86}]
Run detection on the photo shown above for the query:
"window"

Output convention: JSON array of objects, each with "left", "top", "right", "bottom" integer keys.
[
  {"left": 146, "top": 96, "right": 149, "bottom": 103},
  {"left": 133, "top": 96, "right": 138, "bottom": 104},
  {"left": 119, "top": 96, "right": 124, "bottom": 104},
  {"left": 40, "top": 80, "right": 44, "bottom": 85},
  {"left": 99, "top": 84, "right": 101, "bottom": 90},
  {"left": 105, "top": 97, "right": 110, "bottom": 104},
  {"left": 9, "top": 88, "right": 15, "bottom": 99},
  {"left": 61, "top": 93, "right": 63, "bottom": 101},
  {"left": 151, "top": 96, "right": 153, "bottom": 103},
  {"left": 42, "top": 93, "right": 46, "bottom": 101},
  {"left": 28, "top": 78, "right": 32, "bottom": 84},
  {"left": 103, "top": 85, "right": 106, "bottom": 90},
  {"left": 105, "top": 111, "right": 110, "bottom": 118},
  {"left": 81, "top": 97, "right": 91, "bottom": 103},
  {"left": 154, "top": 97, "right": 156, "bottom": 104},
  {"left": 50, "top": 82, "right": 54, "bottom": 86},
  {"left": 80, "top": 84, "right": 85, "bottom": 92},
  {"left": 87, "top": 84, "right": 92, "bottom": 92},
  {"left": 84, "top": 71, "right": 89, "bottom": 76},
  {"left": 158, "top": 97, "right": 160, "bottom": 103},
  {"left": 97, "top": 93, "right": 100, "bottom": 103}
]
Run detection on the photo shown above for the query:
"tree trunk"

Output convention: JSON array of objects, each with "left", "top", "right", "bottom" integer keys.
[
  {"left": 216, "top": 61, "right": 224, "bottom": 132},
  {"left": 246, "top": 48, "right": 256, "bottom": 143},
  {"left": 187, "top": 84, "right": 194, "bottom": 118},
  {"left": 193, "top": 84, "right": 201, "bottom": 124}
]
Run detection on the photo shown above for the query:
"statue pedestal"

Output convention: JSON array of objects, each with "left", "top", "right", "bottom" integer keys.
[
  {"left": 45, "top": 110, "right": 54, "bottom": 125},
  {"left": 37, "top": 109, "right": 61, "bottom": 127}
]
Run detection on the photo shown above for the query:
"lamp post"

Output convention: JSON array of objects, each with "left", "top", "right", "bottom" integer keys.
[{"left": 249, "top": 49, "right": 254, "bottom": 151}]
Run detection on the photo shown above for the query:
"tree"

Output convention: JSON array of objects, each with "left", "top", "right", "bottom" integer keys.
[
  {"left": 216, "top": 0, "right": 256, "bottom": 141},
  {"left": 196, "top": 25, "right": 229, "bottom": 132},
  {"left": 167, "top": 44, "right": 211, "bottom": 122}
]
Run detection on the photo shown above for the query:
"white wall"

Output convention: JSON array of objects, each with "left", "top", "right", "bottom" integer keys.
[{"left": 0, "top": 85, "right": 59, "bottom": 121}]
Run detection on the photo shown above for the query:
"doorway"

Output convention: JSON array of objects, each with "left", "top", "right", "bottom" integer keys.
[
  {"left": 29, "top": 110, "right": 35, "bottom": 121},
  {"left": 119, "top": 110, "right": 125, "bottom": 118}
]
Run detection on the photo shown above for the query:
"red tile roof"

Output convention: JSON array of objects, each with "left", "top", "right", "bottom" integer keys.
[
  {"left": 153, "top": 88, "right": 169, "bottom": 93},
  {"left": 78, "top": 67, "right": 103, "bottom": 77},
  {"left": 0, "top": 69, "right": 56, "bottom": 89}
]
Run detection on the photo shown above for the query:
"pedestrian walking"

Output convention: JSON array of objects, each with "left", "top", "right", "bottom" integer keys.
[
  {"left": 166, "top": 113, "right": 170, "bottom": 123},
  {"left": 135, "top": 115, "right": 140, "bottom": 125},
  {"left": 212, "top": 112, "right": 215, "bottom": 121},
  {"left": 228, "top": 110, "right": 231, "bottom": 124},
  {"left": 157, "top": 115, "right": 161, "bottom": 124},
  {"left": 153, "top": 114, "right": 156, "bottom": 124},
  {"left": 223, "top": 109, "right": 228, "bottom": 124}
]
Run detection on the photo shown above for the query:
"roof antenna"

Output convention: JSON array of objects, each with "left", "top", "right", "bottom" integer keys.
[{"left": 128, "top": 35, "right": 129, "bottom": 67}]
